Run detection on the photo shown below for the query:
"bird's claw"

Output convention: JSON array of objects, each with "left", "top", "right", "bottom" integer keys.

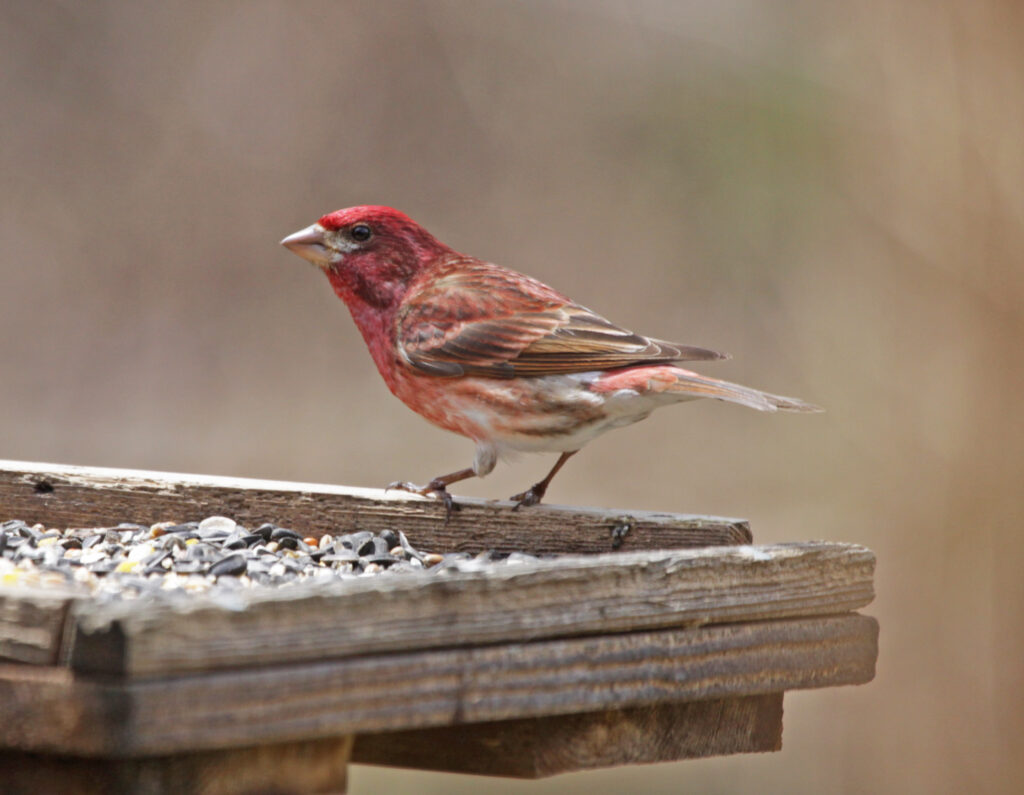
[
  {"left": 385, "top": 479, "right": 460, "bottom": 522},
  {"left": 510, "top": 485, "right": 544, "bottom": 510},
  {"left": 386, "top": 480, "right": 423, "bottom": 495}
]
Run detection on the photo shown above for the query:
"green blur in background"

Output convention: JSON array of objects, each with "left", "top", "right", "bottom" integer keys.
[{"left": 2, "top": 2, "right": 1022, "bottom": 793}]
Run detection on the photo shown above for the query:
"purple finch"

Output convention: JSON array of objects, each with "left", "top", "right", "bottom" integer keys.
[{"left": 282, "top": 206, "right": 819, "bottom": 513}]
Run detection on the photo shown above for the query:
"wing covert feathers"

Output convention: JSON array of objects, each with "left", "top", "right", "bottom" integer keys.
[{"left": 398, "top": 260, "right": 727, "bottom": 378}]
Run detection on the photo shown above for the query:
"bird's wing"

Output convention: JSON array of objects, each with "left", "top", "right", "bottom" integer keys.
[{"left": 397, "top": 261, "right": 727, "bottom": 378}]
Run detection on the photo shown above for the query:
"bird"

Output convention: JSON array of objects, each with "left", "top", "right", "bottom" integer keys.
[{"left": 281, "top": 206, "right": 820, "bottom": 514}]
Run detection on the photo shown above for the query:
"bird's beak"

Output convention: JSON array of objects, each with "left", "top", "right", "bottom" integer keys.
[{"left": 280, "top": 223, "right": 330, "bottom": 267}]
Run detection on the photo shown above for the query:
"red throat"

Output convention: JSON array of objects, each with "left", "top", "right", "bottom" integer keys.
[{"left": 324, "top": 270, "right": 404, "bottom": 393}]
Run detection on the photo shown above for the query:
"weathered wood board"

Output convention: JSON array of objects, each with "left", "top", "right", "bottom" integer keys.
[
  {"left": 0, "top": 614, "right": 877, "bottom": 757},
  {"left": 0, "top": 460, "right": 751, "bottom": 555},
  {"left": 59, "top": 541, "right": 875, "bottom": 677}
]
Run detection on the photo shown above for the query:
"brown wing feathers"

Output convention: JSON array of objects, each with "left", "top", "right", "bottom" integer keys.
[{"left": 398, "top": 261, "right": 727, "bottom": 378}]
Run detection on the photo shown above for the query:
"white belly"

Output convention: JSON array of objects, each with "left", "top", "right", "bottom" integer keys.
[{"left": 474, "top": 372, "right": 685, "bottom": 456}]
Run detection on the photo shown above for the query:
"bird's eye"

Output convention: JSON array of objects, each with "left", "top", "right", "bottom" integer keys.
[{"left": 351, "top": 224, "right": 373, "bottom": 242}]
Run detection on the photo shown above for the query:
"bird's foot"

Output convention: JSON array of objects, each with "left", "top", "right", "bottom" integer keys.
[
  {"left": 386, "top": 479, "right": 461, "bottom": 521},
  {"left": 510, "top": 483, "right": 546, "bottom": 510},
  {"left": 385, "top": 480, "right": 426, "bottom": 495}
]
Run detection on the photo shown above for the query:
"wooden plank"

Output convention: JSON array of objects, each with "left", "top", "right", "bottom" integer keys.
[
  {"left": 0, "top": 614, "right": 878, "bottom": 756},
  {"left": 351, "top": 694, "right": 784, "bottom": 777},
  {"left": 0, "top": 736, "right": 353, "bottom": 795},
  {"left": 0, "top": 460, "right": 751, "bottom": 556},
  {"left": 0, "top": 585, "right": 77, "bottom": 665},
  {"left": 64, "top": 541, "right": 875, "bottom": 677}
]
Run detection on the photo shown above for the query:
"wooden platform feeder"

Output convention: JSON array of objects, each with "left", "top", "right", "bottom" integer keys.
[{"left": 0, "top": 461, "right": 878, "bottom": 794}]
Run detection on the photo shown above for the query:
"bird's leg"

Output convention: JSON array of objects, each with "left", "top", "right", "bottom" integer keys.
[
  {"left": 510, "top": 451, "right": 578, "bottom": 510},
  {"left": 387, "top": 467, "right": 476, "bottom": 520}
]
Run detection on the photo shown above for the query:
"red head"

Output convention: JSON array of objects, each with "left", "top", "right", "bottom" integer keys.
[{"left": 281, "top": 206, "right": 455, "bottom": 311}]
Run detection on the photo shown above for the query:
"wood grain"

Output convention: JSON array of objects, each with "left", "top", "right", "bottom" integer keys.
[
  {"left": 64, "top": 541, "right": 875, "bottom": 677},
  {"left": 351, "top": 694, "right": 783, "bottom": 777},
  {"left": 0, "top": 460, "right": 751, "bottom": 556},
  {"left": 0, "top": 586, "right": 76, "bottom": 665},
  {"left": 0, "top": 736, "right": 353, "bottom": 795},
  {"left": 0, "top": 614, "right": 877, "bottom": 756}
]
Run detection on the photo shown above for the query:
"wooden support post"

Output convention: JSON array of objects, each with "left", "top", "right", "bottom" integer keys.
[{"left": 0, "top": 736, "right": 354, "bottom": 795}]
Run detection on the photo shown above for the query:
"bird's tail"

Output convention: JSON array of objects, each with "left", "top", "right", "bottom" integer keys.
[{"left": 668, "top": 370, "right": 822, "bottom": 413}]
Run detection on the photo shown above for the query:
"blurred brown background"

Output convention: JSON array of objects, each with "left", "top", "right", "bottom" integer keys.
[{"left": 2, "top": 1, "right": 1022, "bottom": 793}]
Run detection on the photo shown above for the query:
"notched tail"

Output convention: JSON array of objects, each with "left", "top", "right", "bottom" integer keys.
[{"left": 670, "top": 371, "right": 823, "bottom": 413}]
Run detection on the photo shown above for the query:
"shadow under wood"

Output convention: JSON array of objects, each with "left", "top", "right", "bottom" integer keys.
[{"left": 352, "top": 695, "right": 783, "bottom": 778}]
